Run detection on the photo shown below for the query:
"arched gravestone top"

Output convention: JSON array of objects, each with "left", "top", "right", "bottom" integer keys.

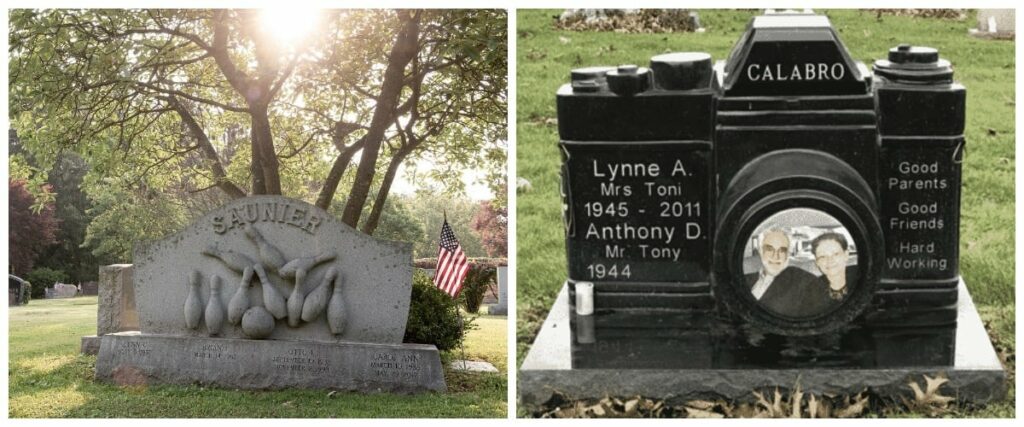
[{"left": 133, "top": 196, "right": 412, "bottom": 344}]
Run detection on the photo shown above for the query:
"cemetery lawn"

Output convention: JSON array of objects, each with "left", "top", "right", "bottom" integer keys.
[
  {"left": 516, "top": 9, "right": 1014, "bottom": 417},
  {"left": 9, "top": 297, "right": 507, "bottom": 418}
]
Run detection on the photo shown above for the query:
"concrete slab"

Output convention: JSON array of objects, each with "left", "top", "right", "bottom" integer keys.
[
  {"left": 518, "top": 279, "right": 1006, "bottom": 410},
  {"left": 452, "top": 360, "right": 499, "bottom": 373},
  {"left": 96, "top": 332, "right": 445, "bottom": 393}
]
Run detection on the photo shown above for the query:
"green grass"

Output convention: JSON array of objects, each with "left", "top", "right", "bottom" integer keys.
[
  {"left": 516, "top": 9, "right": 1014, "bottom": 416},
  {"left": 9, "top": 296, "right": 507, "bottom": 418}
]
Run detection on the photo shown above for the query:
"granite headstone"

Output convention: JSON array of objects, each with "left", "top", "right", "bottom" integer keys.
[
  {"left": 520, "top": 10, "right": 1005, "bottom": 409},
  {"left": 95, "top": 196, "right": 445, "bottom": 393}
]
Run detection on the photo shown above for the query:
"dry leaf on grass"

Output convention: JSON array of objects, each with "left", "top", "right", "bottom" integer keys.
[
  {"left": 835, "top": 392, "right": 869, "bottom": 418},
  {"left": 685, "top": 407, "right": 724, "bottom": 418}
]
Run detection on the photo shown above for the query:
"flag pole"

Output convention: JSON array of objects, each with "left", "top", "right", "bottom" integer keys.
[{"left": 457, "top": 303, "right": 468, "bottom": 370}]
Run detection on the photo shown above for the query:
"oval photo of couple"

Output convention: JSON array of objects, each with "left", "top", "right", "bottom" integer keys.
[{"left": 741, "top": 208, "right": 858, "bottom": 318}]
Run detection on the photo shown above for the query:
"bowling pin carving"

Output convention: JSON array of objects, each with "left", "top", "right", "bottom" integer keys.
[
  {"left": 279, "top": 250, "right": 337, "bottom": 279},
  {"left": 327, "top": 273, "right": 346, "bottom": 335},
  {"left": 184, "top": 270, "right": 203, "bottom": 330},
  {"left": 243, "top": 224, "right": 286, "bottom": 272},
  {"left": 254, "top": 264, "right": 287, "bottom": 320},
  {"left": 227, "top": 266, "right": 254, "bottom": 325},
  {"left": 205, "top": 275, "right": 226, "bottom": 336},
  {"left": 201, "top": 246, "right": 256, "bottom": 274},
  {"left": 287, "top": 269, "right": 307, "bottom": 327},
  {"left": 301, "top": 267, "right": 337, "bottom": 322}
]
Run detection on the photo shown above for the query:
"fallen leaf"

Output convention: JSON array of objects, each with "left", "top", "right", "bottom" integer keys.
[
  {"left": 684, "top": 407, "right": 724, "bottom": 418},
  {"left": 835, "top": 392, "right": 868, "bottom": 418},
  {"left": 790, "top": 384, "right": 804, "bottom": 418}
]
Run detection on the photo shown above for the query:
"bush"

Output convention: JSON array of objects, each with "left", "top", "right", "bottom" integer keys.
[
  {"left": 404, "top": 270, "right": 475, "bottom": 351},
  {"left": 21, "top": 282, "right": 31, "bottom": 305},
  {"left": 25, "top": 267, "right": 66, "bottom": 299},
  {"left": 413, "top": 258, "right": 507, "bottom": 314},
  {"left": 460, "top": 264, "right": 497, "bottom": 314}
]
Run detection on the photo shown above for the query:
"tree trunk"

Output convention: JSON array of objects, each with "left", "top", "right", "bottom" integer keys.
[
  {"left": 360, "top": 147, "right": 412, "bottom": 235},
  {"left": 250, "top": 123, "right": 267, "bottom": 194},
  {"left": 339, "top": 12, "right": 420, "bottom": 228},
  {"left": 249, "top": 103, "right": 282, "bottom": 194},
  {"left": 315, "top": 137, "right": 366, "bottom": 211},
  {"left": 168, "top": 98, "right": 247, "bottom": 199}
]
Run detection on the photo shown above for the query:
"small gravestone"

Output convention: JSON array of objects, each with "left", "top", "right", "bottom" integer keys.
[
  {"left": 971, "top": 9, "right": 1015, "bottom": 39},
  {"left": 81, "top": 264, "right": 139, "bottom": 355},
  {"left": 52, "top": 283, "right": 79, "bottom": 298},
  {"left": 520, "top": 11, "right": 1005, "bottom": 411},
  {"left": 94, "top": 196, "right": 445, "bottom": 393},
  {"left": 489, "top": 266, "right": 508, "bottom": 315}
]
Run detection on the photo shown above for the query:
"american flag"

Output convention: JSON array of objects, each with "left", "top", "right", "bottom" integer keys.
[{"left": 434, "top": 220, "right": 469, "bottom": 298}]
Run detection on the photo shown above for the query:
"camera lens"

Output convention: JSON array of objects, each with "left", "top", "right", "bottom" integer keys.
[{"left": 713, "top": 150, "right": 884, "bottom": 336}]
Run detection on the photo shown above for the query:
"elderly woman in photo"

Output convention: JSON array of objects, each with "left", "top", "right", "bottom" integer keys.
[{"left": 803, "top": 232, "right": 857, "bottom": 314}]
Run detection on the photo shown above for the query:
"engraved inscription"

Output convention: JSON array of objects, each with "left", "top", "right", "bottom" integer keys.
[
  {"left": 116, "top": 341, "right": 153, "bottom": 357},
  {"left": 883, "top": 158, "right": 954, "bottom": 274},
  {"left": 211, "top": 201, "right": 322, "bottom": 235},
  {"left": 370, "top": 352, "right": 422, "bottom": 381},
  {"left": 193, "top": 343, "right": 238, "bottom": 360},
  {"left": 272, "top": 347, "right": 330, "bottom": 373},
  {"left": 568, "top": 147, "right": 710, "bottom": 282},
  {"left": 746, "top": 62, "right": 846, "bottom": 82}
]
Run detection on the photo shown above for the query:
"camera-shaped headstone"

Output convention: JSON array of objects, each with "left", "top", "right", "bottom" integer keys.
[{"left": 557, "top": 11, "right": 965, "bottom": 336}]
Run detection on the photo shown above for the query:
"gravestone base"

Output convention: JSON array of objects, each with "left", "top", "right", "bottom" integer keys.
[
  {"left": 80, "top": 335, "right": 102, "bottom": 355},
  {"left": 518, "top": 279, "right": 1006, "bottom": 411},
  {"left": 96, "top": 332, "right": 446, "bottom": 393}
]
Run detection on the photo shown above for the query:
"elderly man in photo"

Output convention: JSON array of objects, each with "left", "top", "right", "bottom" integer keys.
[{"left": 745, "top": 228, "right": 816, "bottom": 315}]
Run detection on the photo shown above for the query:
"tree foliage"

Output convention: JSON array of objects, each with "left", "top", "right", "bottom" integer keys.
[
  {"left": 471, "top": 200, "right": 508, "bottom": 257},
  {"left": 25, "top": 267, "right": 67, "bottom": 299},
  {"left": 9, "top": 9, "right": 506, "bottom": 235},
  {"left": 8, "top": 179, "right": 59, "bottom": 275},
  {"left": 32, "top": 154, "right": 117, "bottom": 281},
  {"left": 81, "top": 178, "right": 190, "bottom": 262},
  {"left": 407, "top": 190, "right": 487, "bottom": 258}
]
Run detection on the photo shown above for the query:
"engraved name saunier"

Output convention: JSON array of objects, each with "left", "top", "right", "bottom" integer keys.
[
  {"left": 211, "top": 200, "right": 322, "bottom": 235},
  {"left": 746, "top": 62, "right": 846, "bottom": 81}
]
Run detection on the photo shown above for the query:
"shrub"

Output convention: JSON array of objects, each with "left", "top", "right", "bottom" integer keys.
[
  {"left": 413, "top": 257, "right": 507, "bottom": 313},
  {"left": 404, "top": 270, "right": 475, "bottom": 351},
  {"left": 21, "top": 282, "right": 31, "bottom": 305},
  {"left": 25, "top": 267, "right": 66, "bottom": 299},
  {"left": 460, "top": 264, "right": 497, "bottom": 314}
]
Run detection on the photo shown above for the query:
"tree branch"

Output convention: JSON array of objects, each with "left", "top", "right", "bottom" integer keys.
[{"left": 164, "top": 96, "right": 246, "bottom": 199}]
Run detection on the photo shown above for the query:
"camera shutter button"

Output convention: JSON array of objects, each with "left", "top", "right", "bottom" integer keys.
[
  {"left": 888, "top": 44, "right": 940, "bottom": 65},
  {"left": 873, "top": 45, "right": 953, "bottom": 84},
  {"left": 606, "top": 64, "right": 651, "bottom": 96}
]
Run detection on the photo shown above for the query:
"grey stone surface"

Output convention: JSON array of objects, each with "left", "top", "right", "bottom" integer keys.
[
  {"left": 489, "top": 266, "right": 508, "bottom": 315},
  {"left": 50, "top": 283, "right": 79, "bottom": 298},
  {"left": 519, "top": 279, "right": 1007, "bottom": 409},
  {"left": 81, "top": 335, "right": 101, "bottom": 355},
  {"left": 976, "top": 9, "right": 1015, "bottom": 34},
  {"left": 97, "top": 264, "right": 138, "bottom": 335},
  {"left": 452, "top": 360, "right": 499, "bottom": 373},
  {"left": 132, "top": 196, "right": 412, "bottom": 344},
  {"left": 96, "top": 332, "right": 445, "bottom": 393}
]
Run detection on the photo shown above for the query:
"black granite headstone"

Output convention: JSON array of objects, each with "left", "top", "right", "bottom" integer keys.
[{"left": 556, "top": 10, "right": 966, "bottom": 357}]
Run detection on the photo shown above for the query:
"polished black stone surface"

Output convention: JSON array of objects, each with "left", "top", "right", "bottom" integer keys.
[
  {"left": 519, "top": 281, "right": 1005, "bottom": 408},
  {"left": 570, "top": 308, "right": 955, "bottom": 370}
]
